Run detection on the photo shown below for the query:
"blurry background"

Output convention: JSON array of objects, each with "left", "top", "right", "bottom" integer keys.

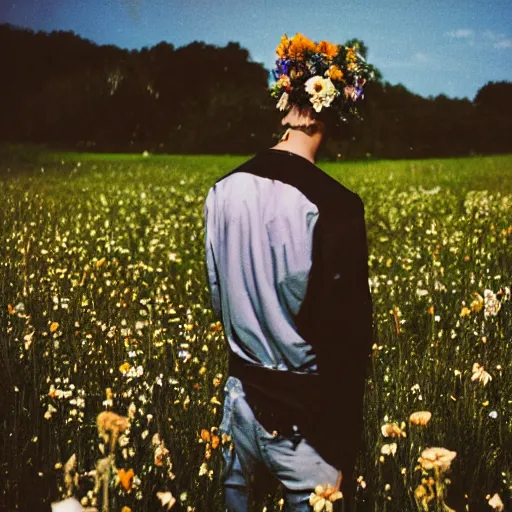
[{"left": 0, "top": 0, "right": 511, "bottom": 157}]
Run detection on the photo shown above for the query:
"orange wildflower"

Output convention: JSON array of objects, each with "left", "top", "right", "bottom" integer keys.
[
  {"left": 210, "top": 321, "right": 223, "bottom": 332},
  {"left": 117, "top": 468, "right": 135, "bottom": 492},
  {"left": 200, "top": 429, "right": 211, "bottom": 443},
  {"left": 50, "top": 322, "right": 59, "bottom": 332}
]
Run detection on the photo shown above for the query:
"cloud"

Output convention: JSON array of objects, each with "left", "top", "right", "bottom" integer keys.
[
  {"left": 445, "top": 28, "right": 512, "bottom": 50},
  {"left": 445, "top": 29, "right": 474, "bottom": 39},
  {"left": 413, "top": 52, "right": 431, "bottom": 63},
  {"left": 482, "top": 30, "right": 505, "bottom": 41},
  {"left": 495, "top": 39, "right": 512, "bottom": 49}
]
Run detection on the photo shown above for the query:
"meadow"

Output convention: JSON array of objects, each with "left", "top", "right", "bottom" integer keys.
[{"left": 0, "top": 150, "right": 511, "bottom": 512}]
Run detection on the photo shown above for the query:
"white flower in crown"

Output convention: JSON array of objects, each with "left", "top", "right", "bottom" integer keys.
[
  {"left": 304, "top": 76, "right": 338, "bottom": 112},
  {"left": 276, "top": 91, "right": 289, "bottom": 111}
]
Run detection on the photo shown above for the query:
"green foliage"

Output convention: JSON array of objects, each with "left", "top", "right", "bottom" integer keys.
[
  {"left": 0, "top": 153, "right": 511, "bottom": 511},
  {"left": 1, "top": 24, "right": 511, "bottom": 158}
]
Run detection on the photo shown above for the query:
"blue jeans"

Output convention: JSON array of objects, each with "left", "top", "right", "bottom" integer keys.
[{"left": 220, "top": 376, "right": 341, "bottom": 511}]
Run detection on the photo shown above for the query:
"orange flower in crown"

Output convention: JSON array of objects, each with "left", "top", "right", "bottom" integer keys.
[
  {"left": 316, "top": 40, "right": 339, "bottom": 59},
  {"left": 276, "top": 34, "right": 291, "bottom": 59},
  {"left": 327, "top": 65, "right": 344, "bottom": 81},
  {"left": 288, "top": 33, "right": 316, "bottom": 60}
]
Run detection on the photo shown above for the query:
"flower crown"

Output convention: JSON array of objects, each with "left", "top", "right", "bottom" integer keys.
[{"left": 270, "top": 33, "right": 374, "bottom": 122}]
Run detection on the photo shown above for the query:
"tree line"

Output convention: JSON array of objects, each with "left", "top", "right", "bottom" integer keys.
[{"left": 1, "top": 23, "right": 510, "bottom": 159}]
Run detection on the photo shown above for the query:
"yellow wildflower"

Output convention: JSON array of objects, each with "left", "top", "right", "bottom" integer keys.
[
  {"left": 119, "top": 362, "right": 131, "bottom": 374},
  {"left": 210, "top": 396, "right": 222, "bottom": 405},
  {"left": 470, "top": 293, "right": 483, "bottom": 312},
  {"left": 199, "top": 462, "right": 208, "bottom": 476}
]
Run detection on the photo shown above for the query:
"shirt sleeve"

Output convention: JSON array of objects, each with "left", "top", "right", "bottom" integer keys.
[{"left": 204, "top": 197, "right": 222, "bottom": 321}]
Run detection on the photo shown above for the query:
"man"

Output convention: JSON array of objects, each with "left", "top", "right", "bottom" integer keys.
[{"left": 204, "top": 34, "right": 374, "bottom": 511}]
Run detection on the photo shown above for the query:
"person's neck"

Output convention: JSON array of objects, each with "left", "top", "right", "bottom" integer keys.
[{"left": 270, "top": 128, "right": 323, "bottom": 164}]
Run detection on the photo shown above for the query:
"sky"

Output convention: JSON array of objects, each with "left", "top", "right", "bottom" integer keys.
[{"left": 1, "top": 0, "right": 511, "bottom": 100}]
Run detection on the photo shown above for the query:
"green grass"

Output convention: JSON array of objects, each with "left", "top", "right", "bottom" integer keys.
[{"left": 1, "top": 149, "right": 511, "bottom": 511}]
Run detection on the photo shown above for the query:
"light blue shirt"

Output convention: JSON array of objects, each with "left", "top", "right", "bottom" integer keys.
[{"left": 204, "top": 171, "right": 319, "bottom": 372}]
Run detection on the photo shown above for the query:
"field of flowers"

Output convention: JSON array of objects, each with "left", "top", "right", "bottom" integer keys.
[{"left": 0, "top": 151, "right": 511, "bottom": 512}]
